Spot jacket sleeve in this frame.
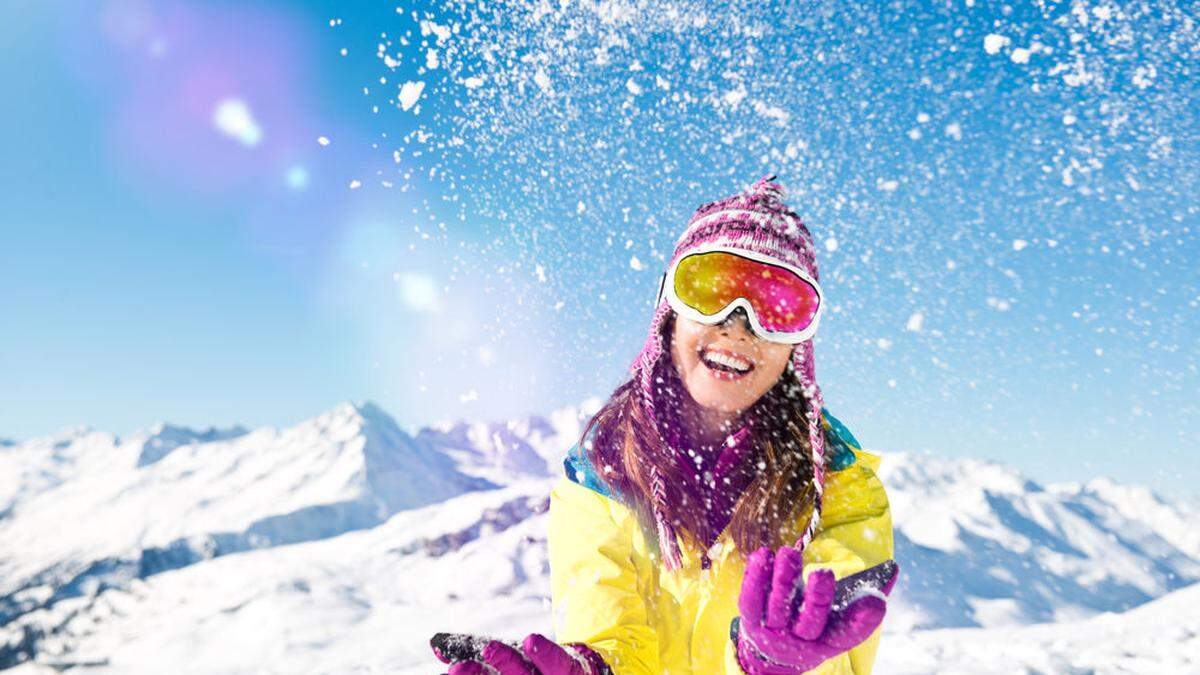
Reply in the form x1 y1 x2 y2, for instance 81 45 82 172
723 456 895 675
548 475 661 674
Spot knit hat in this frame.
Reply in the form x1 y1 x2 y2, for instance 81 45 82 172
629 175 827 571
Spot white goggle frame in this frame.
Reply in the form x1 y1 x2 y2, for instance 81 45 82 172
655 244 824 345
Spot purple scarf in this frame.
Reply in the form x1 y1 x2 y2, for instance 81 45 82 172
659 397 761 554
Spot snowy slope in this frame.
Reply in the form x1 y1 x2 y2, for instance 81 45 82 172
3 483 556 673
2 402 1197 672
1058 476 1200 560
0 428 119 519
879 450 1200 630
879 582 1200 675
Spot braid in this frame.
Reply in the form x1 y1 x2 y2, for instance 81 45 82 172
791 339 826 553
649 465 682 569
634 302 684 570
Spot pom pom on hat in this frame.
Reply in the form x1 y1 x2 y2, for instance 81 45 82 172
749 173 785 201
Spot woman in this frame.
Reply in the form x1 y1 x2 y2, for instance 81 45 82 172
433 176 898 674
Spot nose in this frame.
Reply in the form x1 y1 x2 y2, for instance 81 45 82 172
718 307 755 339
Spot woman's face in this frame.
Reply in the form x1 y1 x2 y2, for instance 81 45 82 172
669 310 795 417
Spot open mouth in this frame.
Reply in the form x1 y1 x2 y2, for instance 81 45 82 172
700 346 755 380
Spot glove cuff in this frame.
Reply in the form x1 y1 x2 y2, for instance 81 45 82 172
730 618 803 675
564 642 613 675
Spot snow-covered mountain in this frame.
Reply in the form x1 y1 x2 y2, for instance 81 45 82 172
414 398 603 485
1 402 1197 672
0 403 494 583
880 452 1200 630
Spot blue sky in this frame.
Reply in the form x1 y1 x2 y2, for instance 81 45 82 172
2 0 1197 495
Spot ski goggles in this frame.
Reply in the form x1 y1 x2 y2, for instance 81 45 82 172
655 246 824 344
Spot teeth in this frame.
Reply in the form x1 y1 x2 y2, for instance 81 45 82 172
703 349 752 372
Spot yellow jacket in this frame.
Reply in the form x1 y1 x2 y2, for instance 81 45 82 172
548 409 894 674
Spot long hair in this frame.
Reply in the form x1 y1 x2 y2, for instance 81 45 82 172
578 311 819 557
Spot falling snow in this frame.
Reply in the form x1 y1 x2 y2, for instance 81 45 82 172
10 1 1200 672
324 4 1199 664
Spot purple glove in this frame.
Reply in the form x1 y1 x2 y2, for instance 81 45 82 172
733 546 899 674
430 632 611 675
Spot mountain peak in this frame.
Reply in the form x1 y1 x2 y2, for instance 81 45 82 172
130 422 249 467
305 401 405 443
351 400 396 424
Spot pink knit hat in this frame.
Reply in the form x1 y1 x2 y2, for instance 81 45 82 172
630 175 827 571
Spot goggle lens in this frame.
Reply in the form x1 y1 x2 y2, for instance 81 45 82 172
673 251 820 335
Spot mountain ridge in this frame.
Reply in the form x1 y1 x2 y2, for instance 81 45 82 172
1 400 1196 671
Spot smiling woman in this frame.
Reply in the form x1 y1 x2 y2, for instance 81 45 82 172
432 176 897 674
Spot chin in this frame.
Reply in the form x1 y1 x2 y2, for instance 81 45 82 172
688 382 755 413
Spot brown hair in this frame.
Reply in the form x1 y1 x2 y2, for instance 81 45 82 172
579 311 818 556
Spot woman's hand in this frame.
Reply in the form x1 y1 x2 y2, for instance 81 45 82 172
431 632 610 675
733 546 899 674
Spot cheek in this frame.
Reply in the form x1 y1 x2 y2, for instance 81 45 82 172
670 323 705 373
674 347 698 379
754 350 792 392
